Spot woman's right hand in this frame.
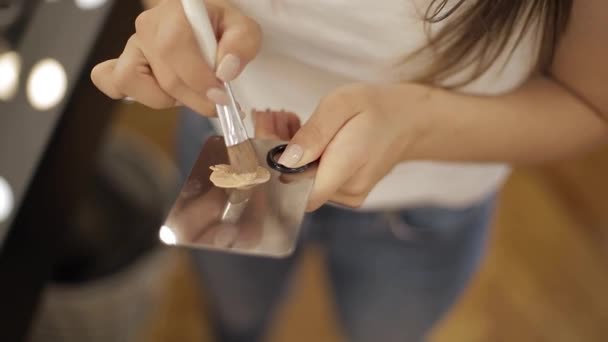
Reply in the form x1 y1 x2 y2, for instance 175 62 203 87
91 0 261 116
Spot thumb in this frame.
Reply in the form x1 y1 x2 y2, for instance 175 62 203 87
215 9 262 82
277 94 358 168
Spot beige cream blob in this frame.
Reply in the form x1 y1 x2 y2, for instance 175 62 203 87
209 164 271 189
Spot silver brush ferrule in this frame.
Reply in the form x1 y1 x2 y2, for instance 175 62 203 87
216 82 248 146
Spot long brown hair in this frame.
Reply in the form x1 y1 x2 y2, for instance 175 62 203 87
412 0 573 86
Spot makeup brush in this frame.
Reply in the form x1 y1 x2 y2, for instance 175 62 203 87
181 0 258 175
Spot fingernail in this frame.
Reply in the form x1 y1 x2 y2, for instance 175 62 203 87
213 224 238 247
206 88 229 105
277 144 303 168
216 54 240 82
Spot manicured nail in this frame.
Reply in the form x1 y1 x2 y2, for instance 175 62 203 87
277 144 303 168
213 224 238 247
216 54 240 82
206 88 229 105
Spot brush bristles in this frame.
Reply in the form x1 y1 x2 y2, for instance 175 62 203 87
227 140 259 174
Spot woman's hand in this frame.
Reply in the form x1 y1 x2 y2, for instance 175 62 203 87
268 84 429 211
276 78 608 212
91 0 261 115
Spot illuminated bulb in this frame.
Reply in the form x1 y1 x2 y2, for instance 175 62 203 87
159 225 177 245
0 177 14 223
27 58 68 111
74 0 107 10
0 51 21 101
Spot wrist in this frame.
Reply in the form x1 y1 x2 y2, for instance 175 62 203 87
393 83 438 162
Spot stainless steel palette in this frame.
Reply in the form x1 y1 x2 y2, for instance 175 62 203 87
160 136 315 258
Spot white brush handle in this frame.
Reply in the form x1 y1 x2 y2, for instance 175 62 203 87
181 0 218 69
181 0 249 146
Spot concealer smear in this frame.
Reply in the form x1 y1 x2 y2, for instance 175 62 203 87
209 164 271 189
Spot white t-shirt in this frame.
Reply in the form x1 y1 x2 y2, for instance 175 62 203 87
215 0 540 210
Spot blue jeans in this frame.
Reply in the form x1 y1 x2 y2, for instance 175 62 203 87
177 110 493 342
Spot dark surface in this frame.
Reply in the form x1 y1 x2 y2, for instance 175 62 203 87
52 131 169 284
0 1 142 340
0 0 40 43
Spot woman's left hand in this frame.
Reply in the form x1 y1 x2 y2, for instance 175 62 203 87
274 83 429 211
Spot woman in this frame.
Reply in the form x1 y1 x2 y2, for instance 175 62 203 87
91 1 607 341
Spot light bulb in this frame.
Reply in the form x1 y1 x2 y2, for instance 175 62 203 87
0 177 14 223
0 51 21 101
26 58 68 111
159 225 177 245
74 0 107 10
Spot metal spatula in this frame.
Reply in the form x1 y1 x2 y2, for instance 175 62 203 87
158 0 316 257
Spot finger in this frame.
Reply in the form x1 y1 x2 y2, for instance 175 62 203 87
278 164 317 185
327 191 367 209
109 35 177 108
215 9 262 82
306 149 361 212
254 110 280 140
271 111 292 141
253 110 299 141
143 47 217 115
306 117 370 211
135 6 217 115
153 5 225 103
306 150 365 212
278 87 361 168
91 59 124 99
325 166 375 209
287 113 301 138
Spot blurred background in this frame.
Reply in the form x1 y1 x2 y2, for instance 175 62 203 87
118 103 608 342
1 1 607 341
